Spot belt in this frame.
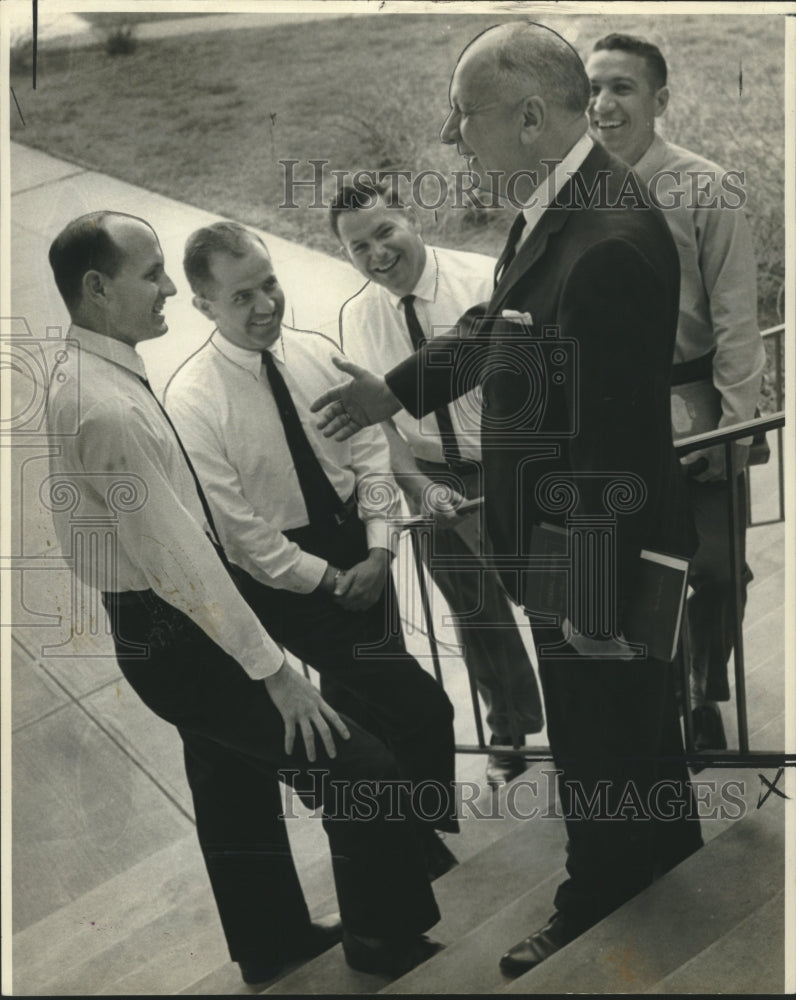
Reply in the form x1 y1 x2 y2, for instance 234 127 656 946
415 456 478 477
283 492 358 541
671 349 716 387
101 588 154 608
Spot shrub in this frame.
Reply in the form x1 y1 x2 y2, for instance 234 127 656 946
103 24 137 56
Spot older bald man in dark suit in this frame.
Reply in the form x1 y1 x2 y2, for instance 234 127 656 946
312 20 704 976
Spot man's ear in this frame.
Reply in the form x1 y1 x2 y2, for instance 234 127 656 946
192 294 216 320
82 269 107 306
519 95 545 144
653 85 670 118
403 204 423 235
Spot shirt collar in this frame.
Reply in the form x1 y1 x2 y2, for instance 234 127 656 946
67 324 148 380
629 133 667 186
521 132 594 236
386 247 438 311
211 328 287 377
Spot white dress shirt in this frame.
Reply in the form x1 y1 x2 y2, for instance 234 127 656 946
340 246 496 463
517 132 594 246
164 327 396 593
46 325 283 681
632 134 765 429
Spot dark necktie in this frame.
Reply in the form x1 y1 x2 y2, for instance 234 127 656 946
261 349 348 528
493 211 528 285
400 294 462 464
138 375 226 556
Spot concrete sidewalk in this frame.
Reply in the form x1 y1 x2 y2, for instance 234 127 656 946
9 141 365 396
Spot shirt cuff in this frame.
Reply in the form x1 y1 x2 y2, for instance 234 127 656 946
364 517 396 554
237 625 285 680
291 551 328 593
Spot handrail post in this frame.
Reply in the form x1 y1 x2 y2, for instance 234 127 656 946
407 519 488 751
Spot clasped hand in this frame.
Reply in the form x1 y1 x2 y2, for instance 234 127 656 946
333 548 391 612
681 441 749 482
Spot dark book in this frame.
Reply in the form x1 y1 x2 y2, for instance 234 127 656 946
623 549 690 661
522 522 689 662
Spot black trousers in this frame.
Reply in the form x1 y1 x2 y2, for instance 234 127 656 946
410 459 544 738
532 624 704 937
102 588 440 965
685 475 751 702
237 513 458 835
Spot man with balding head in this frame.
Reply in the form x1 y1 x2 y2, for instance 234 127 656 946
313 21 703 974
45 211 445 985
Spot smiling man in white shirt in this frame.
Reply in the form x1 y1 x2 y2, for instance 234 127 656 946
586 33 766 751
165 221 459 905
46 211 444 984
332 180 544 788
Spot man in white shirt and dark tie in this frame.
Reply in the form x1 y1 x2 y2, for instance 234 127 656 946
332 180 544 787
46 211 444 984
164 220 459 890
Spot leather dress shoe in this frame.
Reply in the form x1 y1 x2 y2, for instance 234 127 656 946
486 734 528 787
689 704 727 773
342 929 443 976
692 704 727 752
420 828 459 881
238 912 342 985
499 913 569 977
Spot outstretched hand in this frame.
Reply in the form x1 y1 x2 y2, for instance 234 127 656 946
264 660 351 761
311 356 402 441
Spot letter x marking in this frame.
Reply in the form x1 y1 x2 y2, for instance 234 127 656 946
756 767 788 809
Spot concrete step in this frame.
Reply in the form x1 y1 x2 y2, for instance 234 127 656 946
722 647 785 753
644 889 785 994
382 768 785 995
179 890 340 997
501 792 784 994
267 770 567 995
12 835 220 995
13 819 336 996
381 870 564 995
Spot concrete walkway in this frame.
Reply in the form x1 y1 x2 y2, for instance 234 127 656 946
9 141 365 396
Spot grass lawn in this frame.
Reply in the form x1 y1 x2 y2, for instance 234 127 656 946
9 9 785 400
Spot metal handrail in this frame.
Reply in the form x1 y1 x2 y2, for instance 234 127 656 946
407 408 786 766
749 323 785 525
674 411 785 758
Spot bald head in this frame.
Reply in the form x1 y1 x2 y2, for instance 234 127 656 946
458 22 591 115
441 21 590 201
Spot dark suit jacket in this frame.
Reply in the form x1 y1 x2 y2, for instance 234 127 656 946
386 142 696 621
